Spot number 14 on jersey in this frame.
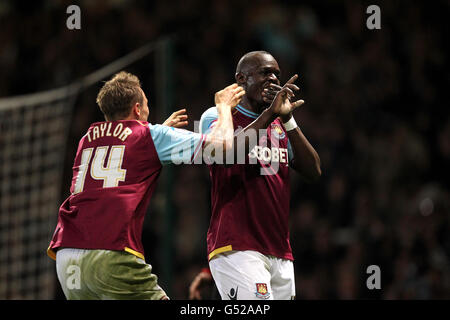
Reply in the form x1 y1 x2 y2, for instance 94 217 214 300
73 145 127 194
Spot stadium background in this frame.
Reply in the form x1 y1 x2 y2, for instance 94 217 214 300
0 0 448 299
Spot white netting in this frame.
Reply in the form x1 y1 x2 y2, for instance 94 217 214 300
0 39 165 299
0 95 73 299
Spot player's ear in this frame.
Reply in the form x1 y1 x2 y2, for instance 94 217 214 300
235 72 246 86
132 102 141 118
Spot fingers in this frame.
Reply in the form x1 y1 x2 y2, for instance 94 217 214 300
166 110 189 128
278 78 300 101
262 83 281 102
232 85 245 94
172 108 187 116
217 83 244 98
285 74 298 85
285 83 300 92
173 121 188 128
173 115 188 126
291 99 305 110
235 88 245 98
263 81 299 104
276 74 299 99
232 89 245 107
262 91 277 103
215 83 245 108
263 84 282 96
170 114 188 121
283 75 300 94
268 83 283 91
216 83 237 97
222 83 239 93
280 86 295 99
173 112 188 122
232 85 245 100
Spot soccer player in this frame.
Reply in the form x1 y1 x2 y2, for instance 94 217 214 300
193 51 321 300
47 71 245 300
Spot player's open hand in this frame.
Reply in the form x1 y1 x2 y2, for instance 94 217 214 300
269 74 304 117
162 108 189 128
215 83 245 109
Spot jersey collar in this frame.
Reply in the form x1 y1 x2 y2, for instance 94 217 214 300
235 104 259 119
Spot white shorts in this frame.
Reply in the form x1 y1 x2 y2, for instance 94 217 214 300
209 250 295 300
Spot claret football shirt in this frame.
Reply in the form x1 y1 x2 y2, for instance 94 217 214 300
48 120 205 261
200 105 294 261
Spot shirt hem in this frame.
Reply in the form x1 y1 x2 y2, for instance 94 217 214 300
208 244 294 261
47 245 145 261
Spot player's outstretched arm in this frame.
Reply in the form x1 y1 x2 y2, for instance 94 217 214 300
162 108 189 128
149 86 242 166
203 84 245 151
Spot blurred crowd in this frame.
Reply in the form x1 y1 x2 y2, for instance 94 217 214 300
1 0 448 299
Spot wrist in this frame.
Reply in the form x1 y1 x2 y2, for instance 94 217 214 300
280 113 292 123
216 103 231 111
282 116 298 131
264 106 278 122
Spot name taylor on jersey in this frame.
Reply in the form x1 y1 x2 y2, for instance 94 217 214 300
86 122 133 143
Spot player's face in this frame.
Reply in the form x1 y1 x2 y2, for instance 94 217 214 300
244 55 281 109
138 89 149 121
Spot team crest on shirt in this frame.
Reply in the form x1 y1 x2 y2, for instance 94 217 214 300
271 123 285 139
255 283 270 299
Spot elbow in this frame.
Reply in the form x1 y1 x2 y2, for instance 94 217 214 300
310 154 322 181
311 164 322 181
297 162 322 183
304 166 321 183
310 158 322 181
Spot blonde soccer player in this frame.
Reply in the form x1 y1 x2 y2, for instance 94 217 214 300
47 71 244 300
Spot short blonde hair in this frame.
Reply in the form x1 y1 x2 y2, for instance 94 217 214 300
96 71 144 121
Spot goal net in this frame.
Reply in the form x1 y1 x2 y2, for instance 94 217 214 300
0 39 168 299
0 91 74 299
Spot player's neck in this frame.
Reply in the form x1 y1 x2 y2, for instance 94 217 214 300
123 113 141 121
240 96 264 115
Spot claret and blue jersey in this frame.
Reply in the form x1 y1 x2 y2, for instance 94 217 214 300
199 104 295 261
48 120 205 261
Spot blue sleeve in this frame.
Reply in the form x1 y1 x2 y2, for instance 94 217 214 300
199 107 218 135
149 124 205 165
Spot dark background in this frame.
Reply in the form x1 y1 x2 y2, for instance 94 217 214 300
0 0 448 299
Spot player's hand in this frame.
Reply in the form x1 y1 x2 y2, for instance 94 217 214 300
262 83 282 104
269 74 304 118
215 83 245 109
162 108 189 128
189 270 213 300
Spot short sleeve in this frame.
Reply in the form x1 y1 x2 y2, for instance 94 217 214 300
148 124 206 165
199 107 218 135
